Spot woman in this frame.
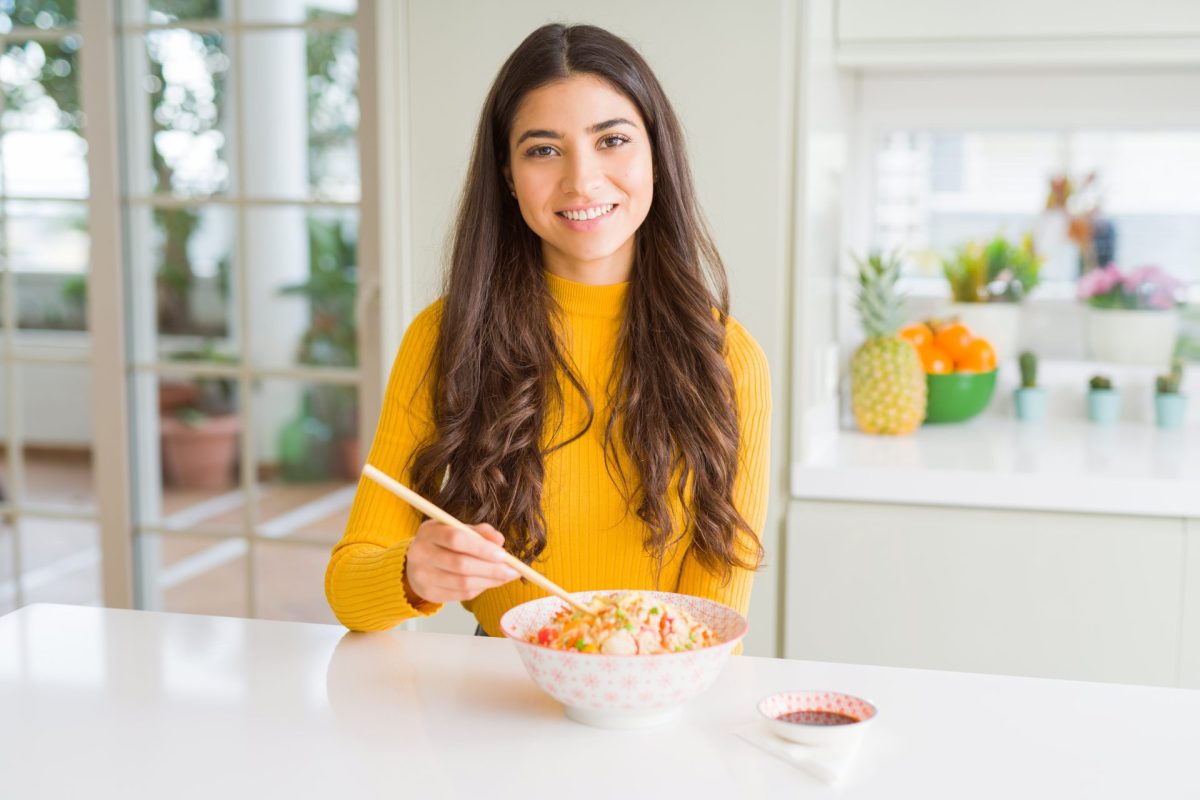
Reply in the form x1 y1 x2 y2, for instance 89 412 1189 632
325 23 770 638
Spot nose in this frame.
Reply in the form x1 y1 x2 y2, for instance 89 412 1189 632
560 149 604 197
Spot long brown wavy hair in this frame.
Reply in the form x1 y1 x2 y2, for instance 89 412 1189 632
409 23 762 582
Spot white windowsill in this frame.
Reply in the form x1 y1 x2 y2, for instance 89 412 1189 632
792 415 1196 518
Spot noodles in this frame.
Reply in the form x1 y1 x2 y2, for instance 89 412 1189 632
529 592 719 654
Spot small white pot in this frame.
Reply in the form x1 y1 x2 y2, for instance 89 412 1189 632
1086 308 1179 366
947 302 1021 362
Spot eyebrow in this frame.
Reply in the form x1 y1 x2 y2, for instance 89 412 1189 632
515 118 638 145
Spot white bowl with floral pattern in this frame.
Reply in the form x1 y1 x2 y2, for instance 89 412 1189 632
758 690 878 747
500 590 748 729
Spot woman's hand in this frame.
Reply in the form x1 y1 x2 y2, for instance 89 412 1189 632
402 519 520 604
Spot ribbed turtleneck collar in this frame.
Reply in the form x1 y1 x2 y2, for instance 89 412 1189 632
544 270 629 321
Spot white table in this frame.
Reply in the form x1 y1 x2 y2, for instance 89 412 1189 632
2 604 1198 799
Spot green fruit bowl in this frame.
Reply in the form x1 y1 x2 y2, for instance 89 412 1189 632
924 369 998 424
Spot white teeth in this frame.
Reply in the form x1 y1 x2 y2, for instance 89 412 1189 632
561 204 614 222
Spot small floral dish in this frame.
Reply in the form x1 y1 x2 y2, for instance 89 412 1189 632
501 590 747 729
758 690 878 747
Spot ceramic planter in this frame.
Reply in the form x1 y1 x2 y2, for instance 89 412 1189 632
160 414 240 489
1086 308 1179 366
1086 389 1122 425
1013 387 1047 421
1155 393 1188 429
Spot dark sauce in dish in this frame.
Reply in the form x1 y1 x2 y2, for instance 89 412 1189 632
777 710 859 726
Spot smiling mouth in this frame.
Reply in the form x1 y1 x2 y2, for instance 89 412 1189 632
556 204 617 222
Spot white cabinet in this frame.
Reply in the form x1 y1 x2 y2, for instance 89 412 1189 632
784 500 1187 687
838 0 1200 42
836 0 1200 67
1183 518 1200 689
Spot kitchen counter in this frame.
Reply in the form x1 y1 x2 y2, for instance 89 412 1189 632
792 416 1197 517
2 603 1198 798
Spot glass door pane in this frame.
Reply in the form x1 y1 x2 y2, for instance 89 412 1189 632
0 21 101 613
121 0 371 622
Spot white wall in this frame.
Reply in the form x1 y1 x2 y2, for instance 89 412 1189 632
390 0 813 655
791 0 854 463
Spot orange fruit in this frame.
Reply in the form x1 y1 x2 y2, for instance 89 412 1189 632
956 338 997 373
919 344 954 374
933 322 975 361
899 323 933 350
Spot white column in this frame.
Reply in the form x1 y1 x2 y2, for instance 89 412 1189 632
239 0 310 469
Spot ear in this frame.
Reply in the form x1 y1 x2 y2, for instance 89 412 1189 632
502 164 513 192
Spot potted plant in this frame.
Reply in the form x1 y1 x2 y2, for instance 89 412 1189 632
160 344 240 490
942 233 1041 361
1078 264 1182 366
277 391 335 482
1086 375 1121 425
1014 351 1047 422
278 217 359 480
1155 358 1187 429
59 274 88 331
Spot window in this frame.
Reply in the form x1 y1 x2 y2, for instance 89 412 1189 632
874 130 1200 288
849 71 1200 361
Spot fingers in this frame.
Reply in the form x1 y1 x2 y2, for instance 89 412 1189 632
406 556 518 604
406 520 518 604
420 567 518 601
435 525 509 564
429 549 519 583
473 523 506 548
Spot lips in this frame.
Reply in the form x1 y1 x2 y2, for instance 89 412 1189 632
555 203 619 231
557 203 617 222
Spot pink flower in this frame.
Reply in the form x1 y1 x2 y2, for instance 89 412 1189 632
1077 263 1122 299
1146 291 1175 310
1122 264 1182 291
1078 263 1182 310
1123 265 1182 309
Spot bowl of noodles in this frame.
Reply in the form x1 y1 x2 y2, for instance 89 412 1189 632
499 590 748 729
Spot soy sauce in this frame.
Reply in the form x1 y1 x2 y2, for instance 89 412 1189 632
777 710 859 726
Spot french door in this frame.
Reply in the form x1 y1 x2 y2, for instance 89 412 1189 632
0 0 384 623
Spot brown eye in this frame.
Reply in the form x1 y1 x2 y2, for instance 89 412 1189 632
599 134 630 149
526 145 556 158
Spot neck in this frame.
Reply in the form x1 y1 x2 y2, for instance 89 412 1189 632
540 238 635 286
543 270 628 321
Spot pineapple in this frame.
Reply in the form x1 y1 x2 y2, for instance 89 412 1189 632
850 253 927 435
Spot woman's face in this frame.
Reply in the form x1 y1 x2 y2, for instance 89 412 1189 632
505 74 653 285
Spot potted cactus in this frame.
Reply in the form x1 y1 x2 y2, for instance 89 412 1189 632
1087 374 1121 425
1154 358 1187 429
1013 351 1047 422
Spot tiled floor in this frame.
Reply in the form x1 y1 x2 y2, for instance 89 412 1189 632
0 450 350 624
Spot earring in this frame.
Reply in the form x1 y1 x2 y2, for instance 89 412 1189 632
510 190 516 197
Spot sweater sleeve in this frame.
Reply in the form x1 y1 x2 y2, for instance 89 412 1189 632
674 317 771 644
324 301 446 631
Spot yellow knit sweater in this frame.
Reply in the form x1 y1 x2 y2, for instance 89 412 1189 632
325 271 771 636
